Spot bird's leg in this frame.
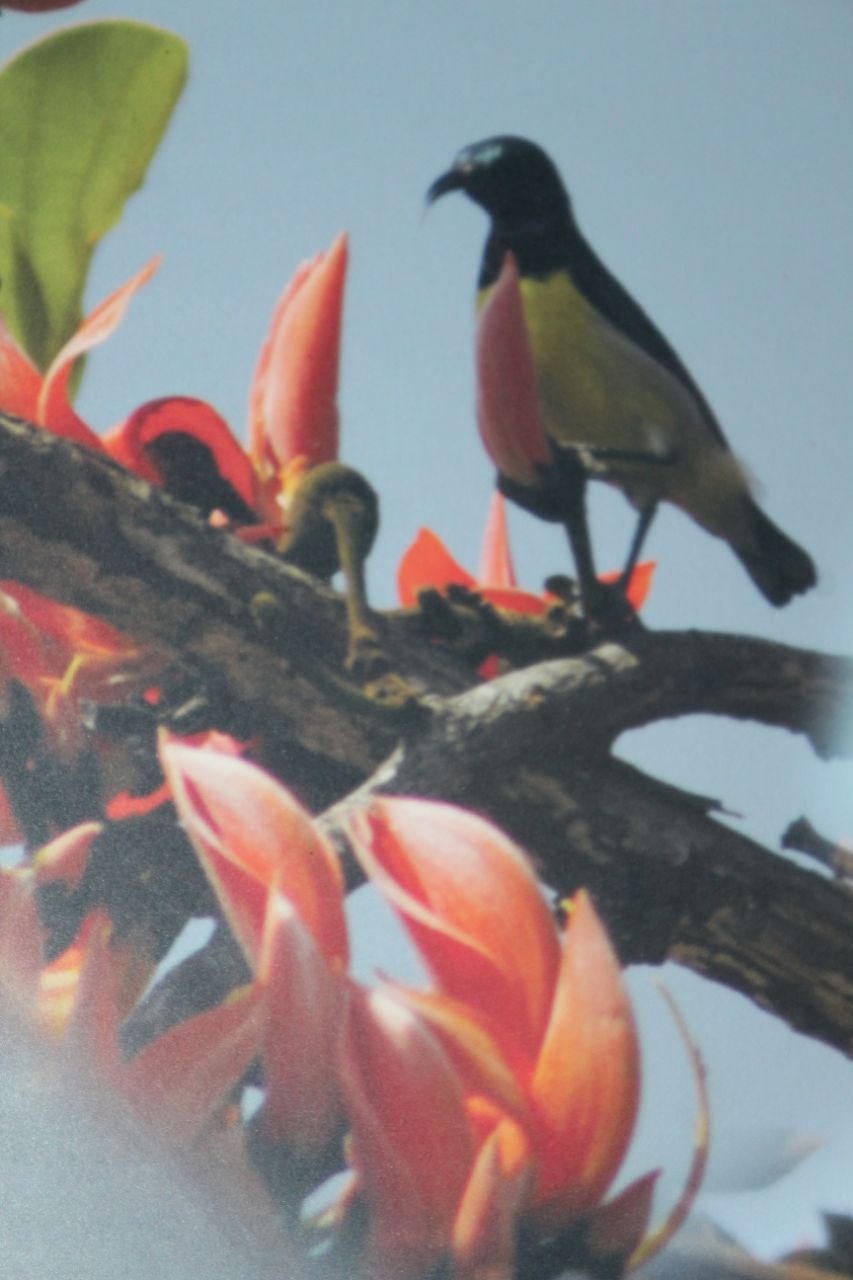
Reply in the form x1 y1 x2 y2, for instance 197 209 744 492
556 453 605 618
619 500 657 593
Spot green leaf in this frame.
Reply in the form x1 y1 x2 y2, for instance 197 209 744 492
0 21 187 369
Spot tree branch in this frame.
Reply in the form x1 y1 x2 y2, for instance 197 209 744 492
2 413 852 1051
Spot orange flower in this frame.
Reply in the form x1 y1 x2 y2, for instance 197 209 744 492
0 256 160 449
349 797 646 1244
160 738 347 971
160 737 348 1153
340 983 479 1280
249 232 347 480
398 492 654 630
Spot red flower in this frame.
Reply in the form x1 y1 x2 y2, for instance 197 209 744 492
348 797 648 1252
0 256 160 449
398 492 655 671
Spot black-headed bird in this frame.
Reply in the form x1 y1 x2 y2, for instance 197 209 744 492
427 135 816 609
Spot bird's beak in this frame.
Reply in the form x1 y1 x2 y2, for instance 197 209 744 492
426 167 464 205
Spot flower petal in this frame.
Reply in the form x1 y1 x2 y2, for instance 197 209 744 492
122 983 263 1145
339 983 476 1278
453 1113 533 1280
530 891 640 1227
477 493 516 589
104 396 257 514
38 255 161 446
0 318 42 419
349 797 560 1052
161 739 347 970
397 527 477 607
249 232 347 475
257 894 343 1154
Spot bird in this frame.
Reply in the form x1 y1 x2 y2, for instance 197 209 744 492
427 135 816 609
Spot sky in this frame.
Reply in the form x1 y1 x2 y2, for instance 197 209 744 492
2 0 852 1268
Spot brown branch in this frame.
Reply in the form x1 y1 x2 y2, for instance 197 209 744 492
2 413 852 1051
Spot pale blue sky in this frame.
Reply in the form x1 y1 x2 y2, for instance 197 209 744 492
3 0 852 1264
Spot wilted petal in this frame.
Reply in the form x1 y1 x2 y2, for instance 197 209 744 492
476 253 550 487
249 232 347 475
340 984 476 1279
530 891 640 1227
349 797 560 1053
161 740 347 970
257 893 343 1154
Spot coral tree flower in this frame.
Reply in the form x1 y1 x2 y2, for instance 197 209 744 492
160 737 348 1156
249 231 347 482
348 797 646 1258
398 491 654 672
0 256 160 449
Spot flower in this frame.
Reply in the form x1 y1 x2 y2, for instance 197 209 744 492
348 796 649 1262
249 232 347 481
0 256 160 449
398 491 655 673
160 736 348 1155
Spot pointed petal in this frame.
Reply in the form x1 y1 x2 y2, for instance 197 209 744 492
42 910 146 1078
530 891 640 1227
249 232 347 474
349 797 560 1052
161 740 347 970
477 494 517 588
453 1114 533 1280
384 983 529 1118
397 526 477 606
599 560 655 611
476 253 550 486
122 984 263 1145
583 1170 658 1266
257 894 343 1153
33 820 102 890
38 256 161 446
339 983 476 1278
0 318 41 419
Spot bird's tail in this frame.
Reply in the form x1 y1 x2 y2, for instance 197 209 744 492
734 498 816 606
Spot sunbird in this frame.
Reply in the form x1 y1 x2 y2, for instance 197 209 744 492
427 135 816 609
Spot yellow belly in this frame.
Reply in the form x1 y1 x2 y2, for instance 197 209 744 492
477 271 751 534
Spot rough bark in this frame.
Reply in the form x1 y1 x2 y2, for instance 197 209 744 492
2 412 851 1052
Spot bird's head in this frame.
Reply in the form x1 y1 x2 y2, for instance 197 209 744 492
427 136 571 232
